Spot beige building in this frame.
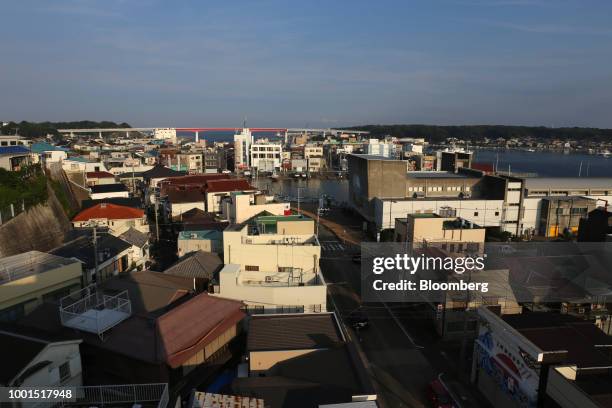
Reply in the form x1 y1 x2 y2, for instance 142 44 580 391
0 251 82 322
394 213 485 252
214 263 327 314
223 213 320 274
220 192 290 224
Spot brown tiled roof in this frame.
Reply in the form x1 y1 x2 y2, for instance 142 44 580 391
206 179 254 193
247 314 344 352
158 294 245 368
86 171 116 179
167 189 205 204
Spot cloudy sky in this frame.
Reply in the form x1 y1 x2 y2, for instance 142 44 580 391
1 0 612 128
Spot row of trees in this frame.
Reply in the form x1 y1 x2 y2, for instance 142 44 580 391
346 124 612 143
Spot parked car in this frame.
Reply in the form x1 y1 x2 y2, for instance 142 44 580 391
346 308 369 330
427 376 454 408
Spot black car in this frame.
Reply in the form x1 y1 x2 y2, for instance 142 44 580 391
347 308 369 330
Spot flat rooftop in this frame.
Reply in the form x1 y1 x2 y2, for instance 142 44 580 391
0 251 79 284
407 171 475 179
524 177 612 191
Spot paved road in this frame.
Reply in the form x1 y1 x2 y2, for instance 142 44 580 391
317 214 490 408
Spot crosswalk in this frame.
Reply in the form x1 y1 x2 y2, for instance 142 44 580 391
320 241 346 252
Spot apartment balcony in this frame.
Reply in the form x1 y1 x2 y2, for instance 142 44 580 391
59 285 131 336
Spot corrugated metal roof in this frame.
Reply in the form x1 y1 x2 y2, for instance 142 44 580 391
163 251 222 279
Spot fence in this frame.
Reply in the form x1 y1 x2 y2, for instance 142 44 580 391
0 200 29 225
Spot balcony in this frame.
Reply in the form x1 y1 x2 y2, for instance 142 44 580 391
54 383 168 408
59 285 131 336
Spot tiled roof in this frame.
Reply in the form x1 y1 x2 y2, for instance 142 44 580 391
205 179 254 193
163 251 222 279
141 164 185 179
158 293 245 368
86 171 115 179
81 197 142 210
119 227 149 248
90 183 128 193
247 314 344 352
73 203 144 222
0 146 30 156
167 189 205 204
51 234 131 269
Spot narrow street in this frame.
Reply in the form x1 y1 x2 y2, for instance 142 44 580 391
314 206 490 408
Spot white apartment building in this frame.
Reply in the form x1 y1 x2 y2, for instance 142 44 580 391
153 128 177 142
214 263 327 314
220 192 290 224
0 135 30 147
223 213 321 274
234 128 253 170
367 139 394 158
250 143 282 172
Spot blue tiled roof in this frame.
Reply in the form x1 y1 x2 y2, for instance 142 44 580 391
0 146 31 155
31 142 69 153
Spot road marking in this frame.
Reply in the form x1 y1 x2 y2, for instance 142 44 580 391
381 301 424 349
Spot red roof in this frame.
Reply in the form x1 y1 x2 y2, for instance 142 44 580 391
156 293 245 368
206 179 255 193
470 163 494 173
86 171 116 179
73 203 144 222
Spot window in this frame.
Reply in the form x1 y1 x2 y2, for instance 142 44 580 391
245 265 259 271
59 362 71 383
495 211 500 216
474 212 479 216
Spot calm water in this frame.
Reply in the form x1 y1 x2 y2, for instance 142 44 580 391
252 177 350 204
472 149 612 177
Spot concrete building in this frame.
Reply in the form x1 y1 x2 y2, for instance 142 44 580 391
234 128 253 170
165 189 206 221
62 157 108 173
0 135 30 147
0 251 82 322
251 143 282 172
178 230 222 256
538 196 597 237
472 308 612 408
205 179 257 213
305 144 325 173
85 171 116 186
153 128 177 142
0 146 32 171
0 328 82 388
394 213 485 252
72 203 148 236
436 150 473 172
366 139 394 158
214 263 327 314
223 213 320 274
220 192 290 224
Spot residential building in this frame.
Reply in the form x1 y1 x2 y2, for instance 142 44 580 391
165 189 206 220
366 139 393 158
223 212 320 274
0 135 30 147
214 263 327 314
251 142 282 171
154 127 177 142
221 191 290 224
72 203 147 235
141 164 185 189
51 234 132 284
62 157 108 173
0 327 82 388
22 272 244 385
436 149 473 172
85 171 116 186
0 146 32 171
394 214 485 252
472 307 612 408
163 251 223 292
90 183 130 200
0 251 82 322
234 128 253 170
118 227 150 270
205 179 256 213
80 197 142 210
232 313 376 408
305 144 325 172
178 230 223 256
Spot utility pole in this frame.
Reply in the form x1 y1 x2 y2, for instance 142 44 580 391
154 200 160 242
92 226 98 283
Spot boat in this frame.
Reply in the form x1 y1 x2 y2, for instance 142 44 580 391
526 148 535 152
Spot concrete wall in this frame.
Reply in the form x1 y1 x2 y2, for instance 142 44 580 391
17 342 83 388
0 187 72 257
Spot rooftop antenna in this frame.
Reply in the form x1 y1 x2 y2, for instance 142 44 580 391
243 116 247 129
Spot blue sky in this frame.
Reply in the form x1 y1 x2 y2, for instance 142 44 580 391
1 0 612 128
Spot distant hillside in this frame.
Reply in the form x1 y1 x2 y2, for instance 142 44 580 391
346 124 612 143
0 120 131 139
